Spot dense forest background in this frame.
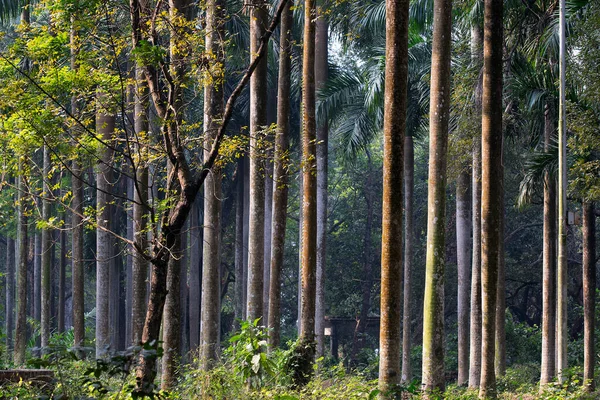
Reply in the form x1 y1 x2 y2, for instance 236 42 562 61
0 0 598 398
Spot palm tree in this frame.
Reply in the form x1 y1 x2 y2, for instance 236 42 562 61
421 0 452 391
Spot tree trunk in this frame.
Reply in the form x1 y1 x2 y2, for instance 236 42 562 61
14 173 28 365
263 164 273 325
540 103 557 385
189 197 201 348
132 66 149 346
267 0 292 349
58 211 67 333
478 0 503 395
422 0 452 391
582 202 595 391
5 235 15 355
234 159 245 327
179 224 189 359
246 0 268 322
161 231 181 390
401 135 414 384
456 169 471 386
96 96 115 358
315 15 329 359
495 181 506 377
41 145 52 353
469 24 483 389
243 155 250 320
200 0 224 368
378 0 408 394
556 0 568 382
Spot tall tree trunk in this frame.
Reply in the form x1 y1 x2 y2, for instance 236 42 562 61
315 15 329 359
132 66 149 346
243 155 250 320
582 202 595 391
267 0 292 349
126 171 134 347
41 145 52 353
189 197 201 348
14 173 29 365
234 159 245 327
421 0 452 391
200 0 224 368
401 135 414 384
247 0 268 322
469 24 483 389
162 231 181 390
378 0 408 394
96 96 115 358
495 179 506 377
58 211 67 333
556 0 568 382
179 224 189 359
478 0 503 395
540 103 556 385
456 169 471 386
5 234 15 355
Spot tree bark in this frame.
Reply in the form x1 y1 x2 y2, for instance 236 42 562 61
469 24 483 389
246 0 269 322
556 0 568 382
457 169 471 386
234 159 245 327
267 0 292 349
401 134 414 384
582 202 595 392
478 0 503 395
161 230 181 390
200 0 224 368
189 197 201 348
378 0 408 394
540 103 556 386
422 0 452 391
495 179 506 377
41 145 52 353
14 173 29 365
95 96 115 358
315 15 329 359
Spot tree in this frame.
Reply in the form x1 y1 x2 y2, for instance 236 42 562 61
456 168 471 386
246 0 269 322
201 0 225 369
556 0 568 381
13 171 28 365
478 0 504 396
5 235 15 355
378 0 409 394
422 0 452 391
41 144 52 353
267 0 292 349
95 96 115 358
582 201 595 391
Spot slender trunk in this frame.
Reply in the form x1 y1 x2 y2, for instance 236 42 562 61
96 96 115 358
268 0 292 349
378 0 408 394
41 145 52 353
540 103 557 385
300 0 317 347
200 0 224 368
14 173 29 365
315 16 329 359
162 229 181 390
582 202 595 391
469 24 483 389
556 0 568 382
457 169 471 386
5 235 15 355
234 160 245 327
58 214 66 333
132 66 149 345
478 0 503 395
401 135 414 384
243 155 250 320
421 0 452 391
246 0 268 322
179 224 189 359
263 165 273 324
189 197 201 348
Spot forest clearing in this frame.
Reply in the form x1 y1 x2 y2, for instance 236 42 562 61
0 0 598 398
